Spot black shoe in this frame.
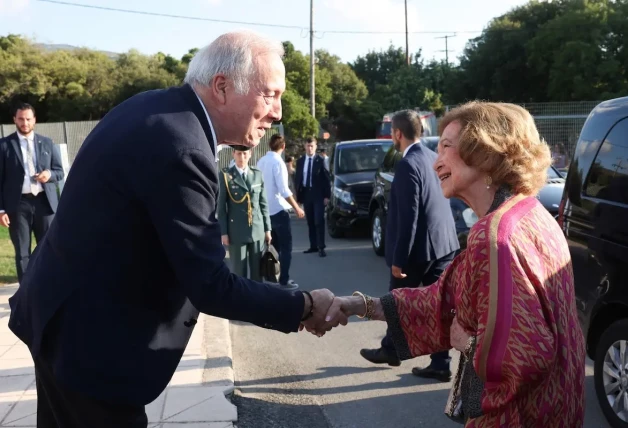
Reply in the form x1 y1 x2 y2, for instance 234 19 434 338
360 348 401 367
411 365 452 382
303 248 318 254
319 249 327 257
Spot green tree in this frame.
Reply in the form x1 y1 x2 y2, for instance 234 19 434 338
280 89 319 139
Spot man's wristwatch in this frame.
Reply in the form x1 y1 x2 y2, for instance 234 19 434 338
301 290 314 321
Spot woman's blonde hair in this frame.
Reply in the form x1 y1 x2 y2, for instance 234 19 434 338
438 101 552 195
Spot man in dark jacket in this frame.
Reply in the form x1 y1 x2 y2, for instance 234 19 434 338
360 110 460 382
0 103 64 283
294 137 331 257
8 30 339 427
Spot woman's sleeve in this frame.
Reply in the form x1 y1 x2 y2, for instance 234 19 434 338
380 255 463 360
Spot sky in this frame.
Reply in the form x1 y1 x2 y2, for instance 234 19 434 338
0 0 530 65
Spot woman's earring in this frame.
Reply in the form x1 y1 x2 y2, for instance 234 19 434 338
485 176 493 189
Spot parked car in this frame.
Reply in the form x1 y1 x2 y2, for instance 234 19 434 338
370 137 566 256
558 96 628 428
326 139 393 237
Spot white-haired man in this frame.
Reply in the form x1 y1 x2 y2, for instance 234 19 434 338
8 30 342 427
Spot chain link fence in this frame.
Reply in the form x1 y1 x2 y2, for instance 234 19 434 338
444 101 602 162
1 121 283 168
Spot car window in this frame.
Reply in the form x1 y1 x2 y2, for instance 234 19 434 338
336 142 392 174
584 117 628 205
381 144 398 173
547 166 562 179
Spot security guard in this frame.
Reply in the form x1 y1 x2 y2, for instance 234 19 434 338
218 145 272 281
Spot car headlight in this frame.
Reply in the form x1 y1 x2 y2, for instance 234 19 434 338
333 187 355 205
462 208 478 228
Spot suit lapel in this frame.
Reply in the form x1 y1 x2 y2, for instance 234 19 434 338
34 134 43 172
8 133 25 172
245 169 254 189
180 84 216 159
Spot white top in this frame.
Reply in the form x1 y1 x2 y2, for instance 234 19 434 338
403 141 421 158
191 88 218 162
302 154 316 186
256 151 292 216
18 132 43 195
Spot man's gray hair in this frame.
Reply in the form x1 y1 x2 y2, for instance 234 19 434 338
184 30 284 95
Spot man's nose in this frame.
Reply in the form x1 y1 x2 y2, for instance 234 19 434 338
269 99 282 122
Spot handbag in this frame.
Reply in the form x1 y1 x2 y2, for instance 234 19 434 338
444 338 484 424
259 243 280 283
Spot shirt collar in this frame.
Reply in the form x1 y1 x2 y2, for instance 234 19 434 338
17 131 34 141
403 141 421 157
235 165 248 176
191 88 218 160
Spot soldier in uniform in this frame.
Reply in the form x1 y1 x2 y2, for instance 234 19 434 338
218 145 272 281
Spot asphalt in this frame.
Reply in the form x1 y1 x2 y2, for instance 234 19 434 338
231 217 610 428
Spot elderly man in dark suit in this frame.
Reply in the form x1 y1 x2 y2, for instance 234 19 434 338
295 137 331 257
359 110 460 382
8 30 344 428
0 103 64 283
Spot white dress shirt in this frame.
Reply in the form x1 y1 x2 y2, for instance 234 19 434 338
234 165 249 179
403 141 421 158
18 132 43 195
302 155 316 186
192 89 218 162
256 151 292 216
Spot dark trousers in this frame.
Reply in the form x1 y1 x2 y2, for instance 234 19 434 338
270 210 293 285
381 251 457 371
8 193 54 283
302 189 325 250
33 340 148 427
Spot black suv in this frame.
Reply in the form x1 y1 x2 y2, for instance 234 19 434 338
370 138 566 256
326 139 393 237
558 96 628 428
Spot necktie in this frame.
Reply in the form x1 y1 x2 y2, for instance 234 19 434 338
242 171 246 181
307 158 313 187
25 139 39 196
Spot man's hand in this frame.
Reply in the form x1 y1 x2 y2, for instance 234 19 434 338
265 231 272 244
34 170 51 183
391 265 406 279
295 207 305 218
221 235 230 246
0 214 9 228
323 198 329 206
300 289 345 336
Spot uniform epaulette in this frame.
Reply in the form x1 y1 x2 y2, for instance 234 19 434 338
221 167 230 173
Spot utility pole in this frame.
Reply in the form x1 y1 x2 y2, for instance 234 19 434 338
310 0 316 118
405 0 410 65
436 34 456 66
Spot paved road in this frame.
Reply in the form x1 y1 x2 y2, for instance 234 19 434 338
231 217 610 428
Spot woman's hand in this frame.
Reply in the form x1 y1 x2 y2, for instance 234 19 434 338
450 317 471 352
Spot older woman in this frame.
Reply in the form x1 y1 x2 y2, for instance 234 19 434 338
322 102 585 427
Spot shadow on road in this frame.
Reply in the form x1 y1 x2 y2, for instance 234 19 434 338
233 388 452 428
236 366 389 387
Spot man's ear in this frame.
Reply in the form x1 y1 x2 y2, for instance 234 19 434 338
211 74 228 105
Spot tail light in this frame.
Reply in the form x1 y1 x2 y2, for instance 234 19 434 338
557 198 566 229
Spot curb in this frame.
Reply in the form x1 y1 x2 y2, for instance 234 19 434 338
202 315 236 394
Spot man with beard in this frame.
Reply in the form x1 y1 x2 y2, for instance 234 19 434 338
0 103 64 283
359 110 459 382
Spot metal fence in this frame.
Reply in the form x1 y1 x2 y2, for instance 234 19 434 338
1 121 283 168
444 101 602 159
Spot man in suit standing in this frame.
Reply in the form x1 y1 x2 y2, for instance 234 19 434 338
295 137 331 257
8 31 343 427
0 103 64 283
218 146 271 281
360 110 459 382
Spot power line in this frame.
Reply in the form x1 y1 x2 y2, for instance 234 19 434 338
36 0 606 37
36 0 484 34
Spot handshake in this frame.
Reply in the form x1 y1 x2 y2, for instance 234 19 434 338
298 289 384 336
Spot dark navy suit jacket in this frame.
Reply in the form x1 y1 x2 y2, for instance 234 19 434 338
8 84 305 406
0 133 64 215
294 154 331 204
384 143 459 269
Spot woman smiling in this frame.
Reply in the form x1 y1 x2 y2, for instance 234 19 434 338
324 102 586 427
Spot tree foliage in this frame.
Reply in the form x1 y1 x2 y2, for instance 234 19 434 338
2 0 627 142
